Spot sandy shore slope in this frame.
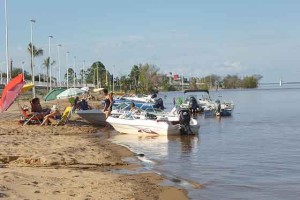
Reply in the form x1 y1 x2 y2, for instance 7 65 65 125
0 101 188 200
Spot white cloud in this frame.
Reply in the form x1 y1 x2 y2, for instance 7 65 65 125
211 61 247 75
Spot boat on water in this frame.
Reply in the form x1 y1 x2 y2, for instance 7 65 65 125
203 101 234 117
76 109 106 126
120 94 155 103
107 108 200 136
113 95 165 110
114 93 158 103
181 89 212 112
181 89 234 117
111 102 167 117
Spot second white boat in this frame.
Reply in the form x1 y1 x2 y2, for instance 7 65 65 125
107 109 200 136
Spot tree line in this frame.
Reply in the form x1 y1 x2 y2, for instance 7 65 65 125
5 44 262 94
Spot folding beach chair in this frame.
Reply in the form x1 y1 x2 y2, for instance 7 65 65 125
56 106 72 126
19 105 44 125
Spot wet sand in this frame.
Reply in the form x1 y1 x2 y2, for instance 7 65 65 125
0 100 188 200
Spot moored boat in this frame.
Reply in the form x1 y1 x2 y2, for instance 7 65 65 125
107 115 179 135
76 109 106 126
107 108 200 136
181 89 234 117
203 99 234 117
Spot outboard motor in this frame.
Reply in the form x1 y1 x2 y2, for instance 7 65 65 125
151 93 157 99
215 99 221 117
189 96 199 114
153 98 165 110
179 108 193 135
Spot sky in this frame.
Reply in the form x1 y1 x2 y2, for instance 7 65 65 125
1 0 300 83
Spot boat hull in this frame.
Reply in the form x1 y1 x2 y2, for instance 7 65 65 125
76 109 106 126
167 116 200 134
107 117 183 136
204 108 233 117
107 116 200 136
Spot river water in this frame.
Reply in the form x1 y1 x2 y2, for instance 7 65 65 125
111 88 300 200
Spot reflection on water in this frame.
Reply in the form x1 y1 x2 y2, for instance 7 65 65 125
167 135 200 154
111 89 300 200
112 134 201 159
110 133 203 191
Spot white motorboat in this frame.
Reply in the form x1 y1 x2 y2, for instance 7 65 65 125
181 89 234 117
180 89 212 112
111 102 167 118
76 109 106 126
204 100 234 117
107 110 200 136
120 94 155 103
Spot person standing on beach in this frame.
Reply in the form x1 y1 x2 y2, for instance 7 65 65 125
103 89 113 118
109 91 114 108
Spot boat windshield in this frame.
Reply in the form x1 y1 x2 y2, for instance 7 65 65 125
113 102 131 110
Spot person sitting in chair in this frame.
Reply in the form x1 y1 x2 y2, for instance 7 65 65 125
31 98 43 113
130 102 140 114
40 105 61 126
79 98 90 110
30 98 50 117
130 102 137 111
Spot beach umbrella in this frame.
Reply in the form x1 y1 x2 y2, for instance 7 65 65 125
0 73 25 113
43 88 66 102
56 88 84 99
21 83 34 93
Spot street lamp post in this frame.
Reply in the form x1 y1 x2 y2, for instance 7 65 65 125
82 60 85 86
181 72 184 91
66 51 69 88
113 65 115 93
30 19 36 97
93 67 96 87
21 62 25 80
4 0 9 84
48 35 53 90
57 44 62 87
39 64 41 83
73 56 76 88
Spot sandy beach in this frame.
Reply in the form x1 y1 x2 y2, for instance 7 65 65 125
0 100 188 200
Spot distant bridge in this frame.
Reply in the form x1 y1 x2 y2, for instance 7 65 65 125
259 81 300 85
259 79 300 89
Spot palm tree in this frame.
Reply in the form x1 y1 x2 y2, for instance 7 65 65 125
43 57 56 92
130 65 140 94
64 68 75 85
28 43 43 97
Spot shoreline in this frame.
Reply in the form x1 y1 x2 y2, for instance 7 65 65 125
0 100 189 200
